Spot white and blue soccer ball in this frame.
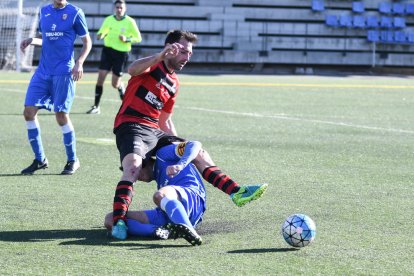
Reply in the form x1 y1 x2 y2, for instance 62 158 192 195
281 213 316 248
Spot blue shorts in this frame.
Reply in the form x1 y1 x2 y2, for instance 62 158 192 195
144 185 206 227
24 71 75 113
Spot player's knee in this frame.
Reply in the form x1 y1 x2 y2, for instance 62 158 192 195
153 191 164 207
23 108 36 121
193 148 215 170
55 112 69 125
121 155 142 182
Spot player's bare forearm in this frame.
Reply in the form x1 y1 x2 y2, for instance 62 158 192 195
159 120 177 136
127 43 180 76
77 35 92 64
72 35 92 81
20 36 42 52
127 54 162 76
159 111 177 135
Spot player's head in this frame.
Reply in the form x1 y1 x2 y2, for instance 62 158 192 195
53 0 67 8
137 158 155 182
113 0 126 17
164 30 198 45
164 30 198 71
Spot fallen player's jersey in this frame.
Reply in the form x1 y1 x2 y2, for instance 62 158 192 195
153 143 206 203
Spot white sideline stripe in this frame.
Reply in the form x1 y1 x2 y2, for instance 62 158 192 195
180 106 414 135
6 89 414 135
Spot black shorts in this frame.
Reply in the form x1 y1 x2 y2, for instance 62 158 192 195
99 46 129 77
114 122 185 164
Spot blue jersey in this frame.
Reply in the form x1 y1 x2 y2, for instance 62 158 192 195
37 3 89 75
154 144 207 203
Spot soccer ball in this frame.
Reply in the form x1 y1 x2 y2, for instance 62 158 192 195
281 213 316 247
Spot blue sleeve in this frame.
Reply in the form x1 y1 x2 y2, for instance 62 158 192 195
156 144 179 161
73 9 89 37
177 141 202 168
156 141 201 168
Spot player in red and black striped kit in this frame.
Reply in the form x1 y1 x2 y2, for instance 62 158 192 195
111 30 268 240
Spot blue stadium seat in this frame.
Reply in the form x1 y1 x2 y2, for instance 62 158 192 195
393 17 406 28
312 0 325 12
367 30 379 42
380 30 393 43
394 31 407 43
406 4 414 15
392 3 405 15
353 15 365 28
339 14 352 27
325 14 339 27
352 2 365 13
379 2 392 14
407 33 414 43
380 16 393 28
366 16 379 28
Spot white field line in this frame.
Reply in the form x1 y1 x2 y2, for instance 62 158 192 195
178 106 414 135
5 88 414 135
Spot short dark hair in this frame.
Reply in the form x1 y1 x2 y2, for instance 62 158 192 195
164 30 198 45
114 0 125 5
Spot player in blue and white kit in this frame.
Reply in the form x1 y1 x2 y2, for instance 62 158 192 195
105 140 206 245
20 0 92 175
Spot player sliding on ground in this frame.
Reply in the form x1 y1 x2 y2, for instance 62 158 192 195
106 140 206 245
111 30 267 240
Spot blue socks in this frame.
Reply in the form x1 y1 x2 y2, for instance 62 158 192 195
126 198 193 238
61 123 76 161
26 120 76 162
127 219 158 237
161 197 193 229
26 120 45 161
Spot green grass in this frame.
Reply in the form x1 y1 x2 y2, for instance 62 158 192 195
0 72 413 275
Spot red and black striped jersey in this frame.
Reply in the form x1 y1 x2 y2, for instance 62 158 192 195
114 62 179 130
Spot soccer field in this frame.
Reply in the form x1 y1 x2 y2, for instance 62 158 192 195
0 72 413 275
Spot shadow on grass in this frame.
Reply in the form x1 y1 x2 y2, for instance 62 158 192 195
0 228 186 248
227 248 299 254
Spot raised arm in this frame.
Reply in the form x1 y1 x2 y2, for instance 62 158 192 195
127 53 163 76
166 141 202 177
127 42 183 76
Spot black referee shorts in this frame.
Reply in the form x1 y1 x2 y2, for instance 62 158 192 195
99 46 129 77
